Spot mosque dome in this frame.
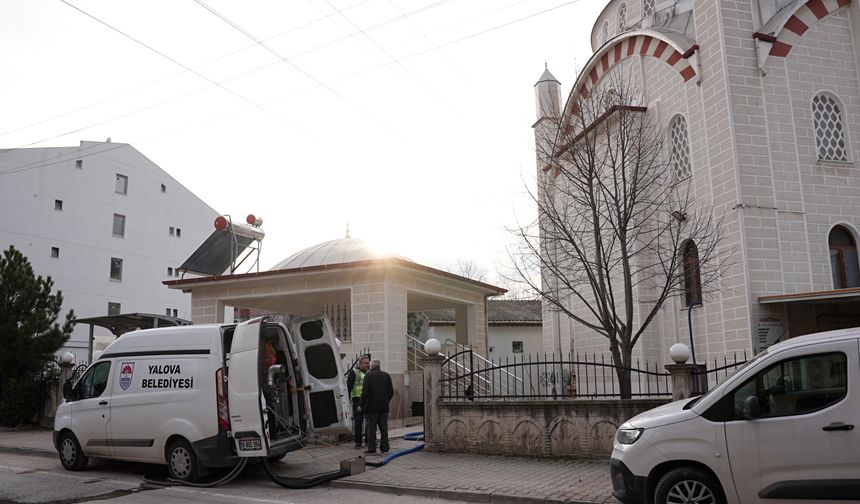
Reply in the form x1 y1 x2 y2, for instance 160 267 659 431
269 236 411 271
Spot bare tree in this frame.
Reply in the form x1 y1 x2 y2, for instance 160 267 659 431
510 74 727 398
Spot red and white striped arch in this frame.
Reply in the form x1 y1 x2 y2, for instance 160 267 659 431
754 0 851 59
564 31 699 120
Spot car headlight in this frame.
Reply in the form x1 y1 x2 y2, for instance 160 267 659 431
616 427 643 445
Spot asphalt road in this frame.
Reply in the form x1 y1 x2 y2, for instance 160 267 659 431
0 452 457 504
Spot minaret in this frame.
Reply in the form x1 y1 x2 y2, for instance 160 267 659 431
532 64 567 357
533 64 561 173
534 63 561 122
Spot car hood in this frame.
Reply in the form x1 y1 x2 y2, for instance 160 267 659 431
622 398 699 429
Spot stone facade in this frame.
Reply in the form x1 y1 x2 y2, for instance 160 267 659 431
535 0 860 368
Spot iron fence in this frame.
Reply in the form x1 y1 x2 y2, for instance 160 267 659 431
694 350 749 390
440 349 672 400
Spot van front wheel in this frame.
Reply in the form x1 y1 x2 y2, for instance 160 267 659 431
167 438 200 482
654 467 725 504
58 431 88 471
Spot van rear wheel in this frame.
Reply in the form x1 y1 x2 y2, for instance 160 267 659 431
167 438 200 482
58 431 88 471
654 467 725 504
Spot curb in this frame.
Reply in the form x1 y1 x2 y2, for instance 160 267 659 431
331 479 605 504
0 445 56 459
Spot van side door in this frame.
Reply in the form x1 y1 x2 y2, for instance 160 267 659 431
723 339 860 503
290 315 351 434
227 317 269 457
70 360 113 456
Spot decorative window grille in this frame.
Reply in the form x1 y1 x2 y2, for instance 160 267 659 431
322 302 351 342
643 0 655 17
618 3 627 32
813 94 847 161
669 115 693 181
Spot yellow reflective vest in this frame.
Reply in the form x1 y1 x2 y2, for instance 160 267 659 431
352 369 366 398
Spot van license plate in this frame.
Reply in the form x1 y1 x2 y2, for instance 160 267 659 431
239 439 262 451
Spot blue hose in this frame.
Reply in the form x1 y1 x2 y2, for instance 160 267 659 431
382 442 424 463
402 431 424 441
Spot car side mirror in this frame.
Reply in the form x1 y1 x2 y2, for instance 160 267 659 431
62 380 77 401
743 395 761 419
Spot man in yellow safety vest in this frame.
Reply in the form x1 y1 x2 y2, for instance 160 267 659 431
347 355 370 448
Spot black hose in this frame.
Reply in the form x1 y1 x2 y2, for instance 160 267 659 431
261 457 347 489
142 458 249 488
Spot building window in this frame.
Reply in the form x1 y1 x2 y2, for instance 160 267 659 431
75 159 83 169
829 226 860 289
682 240 702 306
115 174 128 194
112 213 126 237
176 228 181 237
169 226 175 236
110 257 123 281
669 115 693 181
512 341 524 353
813 93 848 161
160 183 166 193
51 247 60 258
166 308 171 316
175 267 180 277
108 302 121 315
617 3 627 32
54 199 63 211
602 21 610 44
167 267 173 276
173 308 178 318
643 0 655 17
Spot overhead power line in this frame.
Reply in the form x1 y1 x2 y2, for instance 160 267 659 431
57 0 303 132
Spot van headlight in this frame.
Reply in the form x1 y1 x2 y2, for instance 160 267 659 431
616 427 643 444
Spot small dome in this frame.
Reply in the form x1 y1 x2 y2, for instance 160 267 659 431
270 237 410 270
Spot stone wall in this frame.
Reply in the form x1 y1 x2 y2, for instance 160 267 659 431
427 399 666 459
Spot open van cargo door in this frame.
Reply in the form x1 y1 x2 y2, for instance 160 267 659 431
227 317 269 457
291 316 351 434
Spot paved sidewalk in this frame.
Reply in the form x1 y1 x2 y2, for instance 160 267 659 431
0 427 618 504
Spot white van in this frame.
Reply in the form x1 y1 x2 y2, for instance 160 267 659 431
610 328 859 504
54 316 351 481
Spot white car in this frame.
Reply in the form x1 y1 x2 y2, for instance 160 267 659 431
54 316 351 481
611 328 859 504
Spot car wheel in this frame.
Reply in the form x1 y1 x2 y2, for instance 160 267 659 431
58 431 89 471
654 467 725 504
166 438 200 482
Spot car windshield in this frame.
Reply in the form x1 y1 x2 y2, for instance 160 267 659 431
683 350 768 409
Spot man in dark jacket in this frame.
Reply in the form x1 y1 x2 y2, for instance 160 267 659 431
358 359 394 454
346 355 370 448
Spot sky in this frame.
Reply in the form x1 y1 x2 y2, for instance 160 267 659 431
0 0 605 283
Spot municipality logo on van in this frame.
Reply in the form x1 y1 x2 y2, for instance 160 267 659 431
120 362 135 390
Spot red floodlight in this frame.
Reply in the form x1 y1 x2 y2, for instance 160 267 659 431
246 214 263 227
214 215 228 230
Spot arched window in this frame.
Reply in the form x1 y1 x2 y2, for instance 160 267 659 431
643 0 655 17
602 21 610 44
813 93 848 161
618 3 627 32
682 240 702 306
669 115 692 180
829 226 860 289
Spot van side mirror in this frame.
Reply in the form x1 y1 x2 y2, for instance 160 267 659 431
743 395 761 419
62 380 77 401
